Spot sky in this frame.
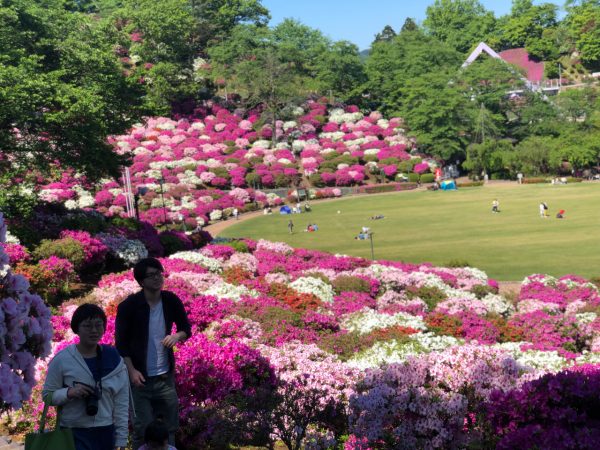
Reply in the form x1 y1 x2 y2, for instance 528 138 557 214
260 0 563 51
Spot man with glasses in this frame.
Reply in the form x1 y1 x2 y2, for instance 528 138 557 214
115 258 191 450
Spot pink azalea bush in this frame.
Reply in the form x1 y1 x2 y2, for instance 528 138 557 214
7 234 600 448
33 101 417 226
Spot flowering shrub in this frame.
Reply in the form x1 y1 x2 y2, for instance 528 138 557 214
0 212 52 411
59 230 108 268
33 102 417 225
482 364 600 449
15 257 78 304
7 233 600 448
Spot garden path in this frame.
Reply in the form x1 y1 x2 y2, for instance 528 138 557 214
0 436 22 449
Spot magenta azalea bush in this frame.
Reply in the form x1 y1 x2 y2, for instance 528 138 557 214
32 101 426 227
5 237 600 448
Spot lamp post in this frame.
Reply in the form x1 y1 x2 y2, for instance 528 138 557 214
158 177 167 227
133 186 148 221
368 232 375 260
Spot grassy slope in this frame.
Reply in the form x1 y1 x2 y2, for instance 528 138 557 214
219 183 600 281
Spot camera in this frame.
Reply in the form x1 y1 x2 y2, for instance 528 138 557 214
73 381 102 416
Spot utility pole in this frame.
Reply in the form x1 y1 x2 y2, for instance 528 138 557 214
558 63 562 90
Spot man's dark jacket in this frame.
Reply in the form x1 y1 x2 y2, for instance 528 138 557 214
115 290 192 378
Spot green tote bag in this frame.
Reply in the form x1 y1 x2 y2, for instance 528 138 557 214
25 403 76 450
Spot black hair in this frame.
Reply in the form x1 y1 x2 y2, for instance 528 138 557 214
133 257 164 286
144 418 169 444
70 303 107 334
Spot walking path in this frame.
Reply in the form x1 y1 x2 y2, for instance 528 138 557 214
0 437 22 449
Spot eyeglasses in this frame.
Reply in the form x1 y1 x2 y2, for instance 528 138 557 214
144 271 164 280
80 321 105 331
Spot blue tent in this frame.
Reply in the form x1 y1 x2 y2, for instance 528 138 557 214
440 180 457 191
279 205 292 214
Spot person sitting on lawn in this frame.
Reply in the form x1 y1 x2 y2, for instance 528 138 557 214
556 209 565 219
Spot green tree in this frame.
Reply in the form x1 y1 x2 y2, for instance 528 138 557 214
564 0 600 67
0 0 142 178
363 28 462 113
399 72 471 160
463 138 514 175
424 0 497 53
401 17 419 33
189 0 270 48
515 135 558 175
373 25 396 43
496 1 558 51
314 40 366 103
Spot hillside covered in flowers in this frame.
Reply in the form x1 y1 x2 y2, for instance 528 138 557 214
7 237 600 449
38 101 430 228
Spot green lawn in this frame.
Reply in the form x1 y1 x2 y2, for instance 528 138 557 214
219 183 600 281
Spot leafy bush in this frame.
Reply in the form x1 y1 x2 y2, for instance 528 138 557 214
471 284 498 298
420 173 435 183
60 211 107 234
407 173 419 182
456 181 484 187
332 276 371 294
304 272 331 285
159 230 194 256
15 257 78 305
226 240 249 253
317 331 375 360
245 172 261 187
521 177 549 184
188 230 214 249
308 173 324 187
446 259 471 268
110 216 140 231
357 183 418 194
397 160 415 173
34 237 86 270
407 285 446 310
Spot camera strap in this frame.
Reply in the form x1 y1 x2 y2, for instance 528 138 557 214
94 345 103 394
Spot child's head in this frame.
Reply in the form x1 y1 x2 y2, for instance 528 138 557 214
144 418 169 450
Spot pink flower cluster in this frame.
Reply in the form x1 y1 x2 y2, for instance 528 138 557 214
59 230 108 267
35 101 415 226
15 237 600 447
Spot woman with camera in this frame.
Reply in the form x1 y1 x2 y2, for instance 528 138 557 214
42 304 129 450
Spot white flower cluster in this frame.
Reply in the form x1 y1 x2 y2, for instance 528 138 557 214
410 333 463 352
346 334 462 370
204 282 258 301
209 210 222 221
65 186 96 210
115 240 148 266
328 108 363 124
169 251 222 273
341 309 427 335
4 229 19 245
576 351 600 365
575 312 597 326
493 342 568 373
481 293 515 317
290 276 335 304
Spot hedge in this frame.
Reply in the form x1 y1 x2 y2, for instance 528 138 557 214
357 183 419 194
